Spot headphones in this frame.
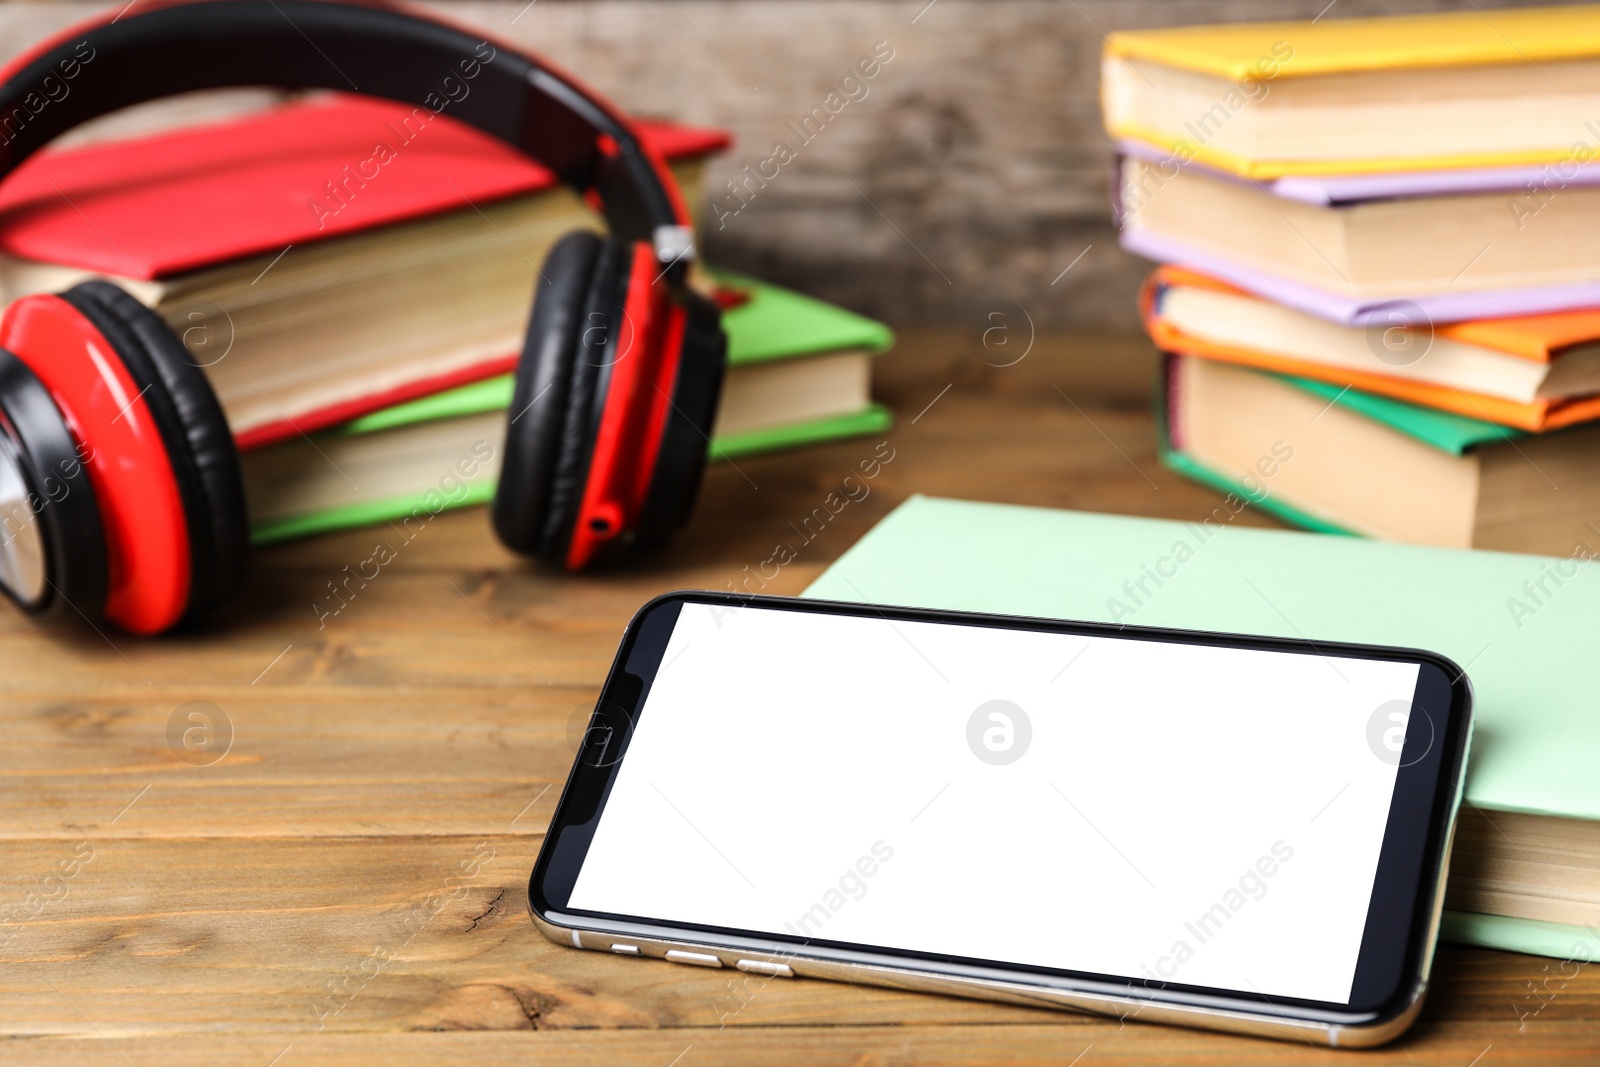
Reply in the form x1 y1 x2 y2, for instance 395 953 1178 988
0 0 726 635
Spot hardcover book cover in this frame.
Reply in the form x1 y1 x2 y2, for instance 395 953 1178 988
1142 267 1600 431
0 93 730 278
249 274 895 544
1104 5 1600 178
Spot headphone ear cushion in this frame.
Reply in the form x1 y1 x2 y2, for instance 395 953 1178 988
58 281 247 621
535 235 631 563
493 230 604 555
0 348 109 618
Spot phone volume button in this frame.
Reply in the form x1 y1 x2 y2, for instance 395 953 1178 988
736 959 794 977
610 943 641 955
664 949 723 968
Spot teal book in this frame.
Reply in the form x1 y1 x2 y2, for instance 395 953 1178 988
1158 353 1600 556
806 494 1600 961
244 273 895 544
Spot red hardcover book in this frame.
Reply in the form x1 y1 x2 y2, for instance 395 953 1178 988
0 93 730 447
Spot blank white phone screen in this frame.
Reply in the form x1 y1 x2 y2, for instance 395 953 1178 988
567 603 1421 1004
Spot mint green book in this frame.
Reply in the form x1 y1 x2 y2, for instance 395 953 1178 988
805 495 1600 961
245 274 895 545
1158 354 1600 555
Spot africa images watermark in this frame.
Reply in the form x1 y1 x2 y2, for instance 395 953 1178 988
313 440 496 628
1513 925 1600 1031
711 41 896 230
717 439 896 601
1505 121 1600 230
0 841 94 953
1115 40 1294 225
167 699 235 768
0 437 95 556
308 41 498 229
1503 522 1600 629
1106 440 1294 624
0 40 96 148
709 840 894 1028
1138 841 1295 985
308 841 497 1029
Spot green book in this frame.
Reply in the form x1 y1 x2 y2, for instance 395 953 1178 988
806 494 1600 961
245 273 895 545
1158 354 1600 556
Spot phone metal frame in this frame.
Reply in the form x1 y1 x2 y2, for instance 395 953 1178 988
528 591 1474 1048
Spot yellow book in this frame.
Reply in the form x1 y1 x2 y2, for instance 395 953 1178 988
1103 4 1600 178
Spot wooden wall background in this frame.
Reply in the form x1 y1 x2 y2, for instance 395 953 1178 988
0 0 1583 329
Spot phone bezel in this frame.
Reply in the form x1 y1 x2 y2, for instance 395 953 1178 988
529 590 1472 1033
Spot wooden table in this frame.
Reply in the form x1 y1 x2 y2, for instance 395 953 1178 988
4 328 1595 1065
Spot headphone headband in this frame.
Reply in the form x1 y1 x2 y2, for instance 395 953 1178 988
0 0 691 258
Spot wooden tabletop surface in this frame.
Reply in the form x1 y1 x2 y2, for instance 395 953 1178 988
3 328 1595 1066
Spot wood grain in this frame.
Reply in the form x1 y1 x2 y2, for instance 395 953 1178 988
2 328 1597 1063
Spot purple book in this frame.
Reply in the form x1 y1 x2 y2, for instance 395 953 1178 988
1115 138 1600 205
1114 141 1600 325
1120 229 1600 327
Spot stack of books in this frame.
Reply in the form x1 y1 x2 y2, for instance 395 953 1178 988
0 94 893 545
245 269 893 543
1102 5 1600 555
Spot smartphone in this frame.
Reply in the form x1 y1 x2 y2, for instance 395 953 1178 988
529 591 1472 1047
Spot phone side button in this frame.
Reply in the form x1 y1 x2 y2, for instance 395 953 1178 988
610 944 641 955
664 950 723 968
736 960 793 978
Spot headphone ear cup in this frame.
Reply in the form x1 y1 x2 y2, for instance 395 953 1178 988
631 288 726 551
535 235 631 563
0 348 108 618
58 281 247 622
494 230 634 564
493 231 602 555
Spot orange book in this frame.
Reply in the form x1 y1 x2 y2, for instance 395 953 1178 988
1142 266 1600 432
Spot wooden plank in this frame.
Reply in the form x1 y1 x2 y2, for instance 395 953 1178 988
6 1021 1600 1066
0 836 1057 1035
1 833 1596 1058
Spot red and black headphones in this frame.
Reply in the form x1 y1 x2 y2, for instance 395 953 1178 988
0 0 726 635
